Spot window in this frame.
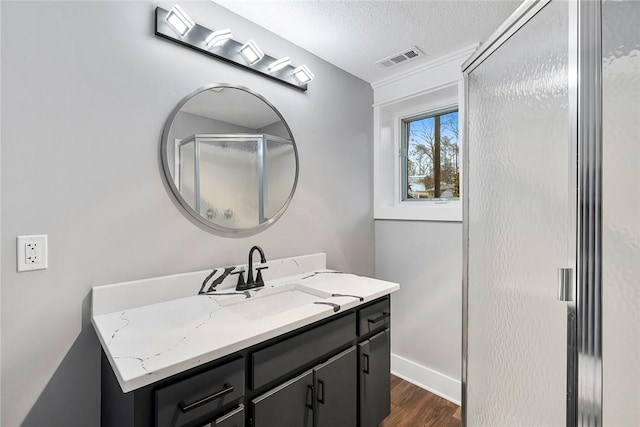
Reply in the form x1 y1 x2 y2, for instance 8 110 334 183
373 70 464 222
402 109 459 201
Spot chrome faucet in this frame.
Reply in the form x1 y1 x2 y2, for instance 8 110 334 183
236 245 268 291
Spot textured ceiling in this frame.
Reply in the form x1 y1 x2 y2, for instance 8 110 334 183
213 0 522 83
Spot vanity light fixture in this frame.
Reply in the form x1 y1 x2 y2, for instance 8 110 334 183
240 40 265 64
205 29 233 48
268 57 291 73
165 5 194 37
155 6 312 91
293 65 315 84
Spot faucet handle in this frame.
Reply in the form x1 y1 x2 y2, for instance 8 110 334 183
230 269 246 288
255 266 269 284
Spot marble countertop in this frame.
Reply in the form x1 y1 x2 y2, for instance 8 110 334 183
92 254 399 393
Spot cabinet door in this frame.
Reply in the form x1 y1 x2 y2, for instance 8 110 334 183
251 312 356 390
251 370 314 427
358 329 390 427
314 347 357 427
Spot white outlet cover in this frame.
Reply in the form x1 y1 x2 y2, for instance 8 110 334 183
17 235 48 272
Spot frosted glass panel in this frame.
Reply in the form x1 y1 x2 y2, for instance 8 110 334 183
602 1 640 425
178 141 195 208
199 139 260 228
265 138 296 220
466 1 570 425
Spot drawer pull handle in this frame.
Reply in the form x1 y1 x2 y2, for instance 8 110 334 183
179 383 234 413
367 312 390 324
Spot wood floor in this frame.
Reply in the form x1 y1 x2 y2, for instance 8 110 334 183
380 375 461 427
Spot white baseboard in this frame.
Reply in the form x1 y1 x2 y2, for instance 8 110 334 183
390 353 461 405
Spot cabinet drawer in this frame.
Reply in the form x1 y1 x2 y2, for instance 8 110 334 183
251 313 356 390
357 298 390 337
208 405 244 427
156 357 244 427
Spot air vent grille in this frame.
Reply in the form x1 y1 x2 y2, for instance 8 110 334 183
376 46 425 69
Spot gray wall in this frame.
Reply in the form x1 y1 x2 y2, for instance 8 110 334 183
0 1 373 426
375 220 462 383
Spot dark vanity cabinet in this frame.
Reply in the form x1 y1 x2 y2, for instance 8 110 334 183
100 352 245 427
314 347 358 426
251 370 314 426
357 298 391 427
155 358 244 427
358 330 391 427
101 296 390 427
251 346 358 427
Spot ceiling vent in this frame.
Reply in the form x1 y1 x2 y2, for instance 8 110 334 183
376 46 425 68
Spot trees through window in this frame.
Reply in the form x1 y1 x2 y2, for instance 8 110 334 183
402 109 459 201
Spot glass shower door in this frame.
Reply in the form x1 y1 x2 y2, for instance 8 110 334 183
602 1 640 425
198 136 260 228
465 1 572 425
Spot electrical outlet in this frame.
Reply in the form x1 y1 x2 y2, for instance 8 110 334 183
17 235 48 272
25 241 41 264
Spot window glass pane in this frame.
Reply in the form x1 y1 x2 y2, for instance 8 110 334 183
403 110 459 201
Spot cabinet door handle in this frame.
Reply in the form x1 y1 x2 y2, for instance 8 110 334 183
367 312 390 324
179 383 234 413
362 354 370 374
317 380 325 404
306 385 314 409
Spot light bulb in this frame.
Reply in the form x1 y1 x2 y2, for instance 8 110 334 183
205 29 233 48
268 57 291 72
165 5 195 37
293 64 314 83
240 40 264 64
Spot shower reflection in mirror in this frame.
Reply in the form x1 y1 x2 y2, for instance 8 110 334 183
173 133 295 228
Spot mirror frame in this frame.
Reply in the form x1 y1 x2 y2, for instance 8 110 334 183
160 83 299 236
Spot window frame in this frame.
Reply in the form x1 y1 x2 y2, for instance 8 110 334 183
400 106 460 203
377 87 462 222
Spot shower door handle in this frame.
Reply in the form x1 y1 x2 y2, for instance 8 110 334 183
559 267 578 425
557 268 574 302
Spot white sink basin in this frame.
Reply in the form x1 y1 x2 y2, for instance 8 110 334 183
219 285 329 321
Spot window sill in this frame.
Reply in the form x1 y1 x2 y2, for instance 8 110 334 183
374 203 462 222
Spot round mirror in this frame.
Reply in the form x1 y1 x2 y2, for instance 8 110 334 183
161 84 299 235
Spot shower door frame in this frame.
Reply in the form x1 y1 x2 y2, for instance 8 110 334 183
461 0 603 426
176 133 292 225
